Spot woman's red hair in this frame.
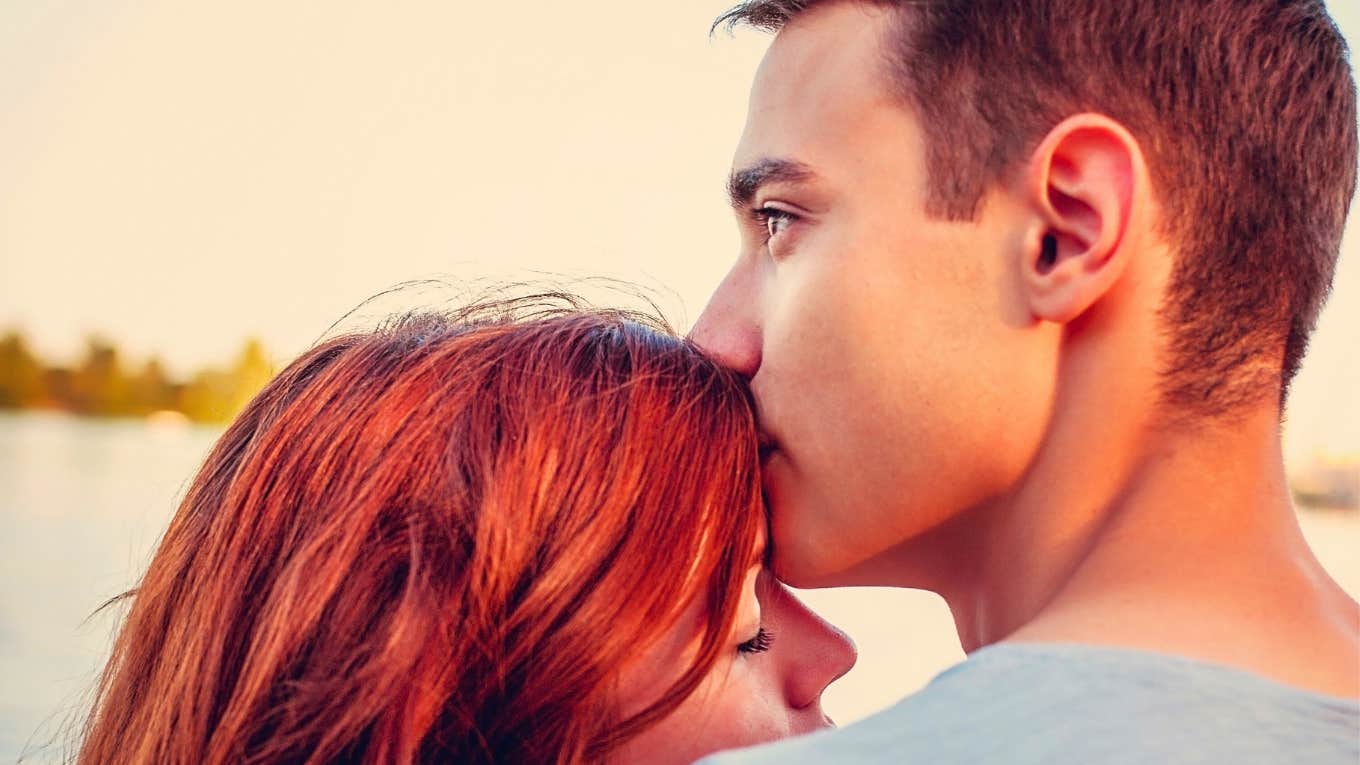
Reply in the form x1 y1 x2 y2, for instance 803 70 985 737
76 297 764 764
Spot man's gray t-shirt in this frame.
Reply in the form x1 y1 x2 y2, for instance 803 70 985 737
701 643 1360 764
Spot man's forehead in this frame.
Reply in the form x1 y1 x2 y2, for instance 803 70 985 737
738 2 902 164
753 2 895 97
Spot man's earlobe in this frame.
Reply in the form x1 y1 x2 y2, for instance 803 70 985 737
1022 114 1142 325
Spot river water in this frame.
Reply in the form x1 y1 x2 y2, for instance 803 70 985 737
2 411 1356 762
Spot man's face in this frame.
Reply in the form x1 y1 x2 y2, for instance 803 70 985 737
691 2 1058 587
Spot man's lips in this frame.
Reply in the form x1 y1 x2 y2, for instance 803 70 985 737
757 434 781 507
757 433 779 465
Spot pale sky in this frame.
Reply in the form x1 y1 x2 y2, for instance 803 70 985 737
1 1 1357 458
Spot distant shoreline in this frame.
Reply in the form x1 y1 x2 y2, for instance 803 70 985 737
2 409 1354 512
1293 499 1359 513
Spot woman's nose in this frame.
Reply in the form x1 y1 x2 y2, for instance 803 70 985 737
771 583 858 710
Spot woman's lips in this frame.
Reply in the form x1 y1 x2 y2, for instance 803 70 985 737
795 711 836 736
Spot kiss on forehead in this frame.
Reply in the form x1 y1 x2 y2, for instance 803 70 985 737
692 1 1358 761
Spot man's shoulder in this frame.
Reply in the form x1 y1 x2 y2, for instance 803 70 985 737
700 643 1360 764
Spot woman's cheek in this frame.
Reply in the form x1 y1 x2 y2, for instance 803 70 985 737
700 664 792 752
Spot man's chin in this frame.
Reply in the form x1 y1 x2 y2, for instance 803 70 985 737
763 456 859 587
772 561 847 589
769 527 848 589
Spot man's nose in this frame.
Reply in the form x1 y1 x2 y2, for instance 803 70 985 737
689 261 762 379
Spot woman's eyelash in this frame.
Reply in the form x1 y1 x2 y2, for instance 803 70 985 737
737 627 774 654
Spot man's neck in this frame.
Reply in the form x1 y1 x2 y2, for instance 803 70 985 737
939 405 1359 698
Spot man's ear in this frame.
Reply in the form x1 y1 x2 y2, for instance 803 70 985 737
1020 114 1140 324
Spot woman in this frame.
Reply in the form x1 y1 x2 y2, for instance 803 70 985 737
77 297 854 764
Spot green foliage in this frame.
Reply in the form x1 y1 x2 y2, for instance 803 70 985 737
0 328 274 424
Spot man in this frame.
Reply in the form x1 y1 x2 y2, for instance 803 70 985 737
691 0 1359 762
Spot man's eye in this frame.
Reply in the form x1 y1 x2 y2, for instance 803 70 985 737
737 627 774 655
753 207 796 242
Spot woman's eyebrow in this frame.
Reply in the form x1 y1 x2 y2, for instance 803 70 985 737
727 157 817 209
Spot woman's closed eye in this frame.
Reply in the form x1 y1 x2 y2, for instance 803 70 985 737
737 627 775 655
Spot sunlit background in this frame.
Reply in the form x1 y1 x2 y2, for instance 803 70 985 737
2 2 1357 761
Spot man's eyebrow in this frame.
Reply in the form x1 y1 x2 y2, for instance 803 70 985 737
726 158 816 209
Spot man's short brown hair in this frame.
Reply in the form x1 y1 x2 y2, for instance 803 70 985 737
717 0 1358 416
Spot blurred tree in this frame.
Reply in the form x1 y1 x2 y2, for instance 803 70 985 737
178 369 234 424
0 330 46 408
0 332 273 422
227 338 274 415
127 357 178 414
43 368 74 409
68 337 132 416
178 338 273 423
